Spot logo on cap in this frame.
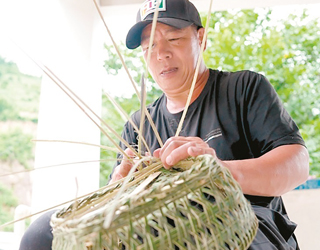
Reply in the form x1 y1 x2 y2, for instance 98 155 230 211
140 0 166 21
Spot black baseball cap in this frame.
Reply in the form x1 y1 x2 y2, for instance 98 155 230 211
126 0 203 49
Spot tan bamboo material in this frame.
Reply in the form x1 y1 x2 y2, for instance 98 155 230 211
51 154 258 249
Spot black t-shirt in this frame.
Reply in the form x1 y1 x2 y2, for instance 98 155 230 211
121 69 304 158
116 69 305 249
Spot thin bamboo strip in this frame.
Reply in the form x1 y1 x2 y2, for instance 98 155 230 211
0 157 159 230
175 0 213 136
0 159 115 178
11 42 134 160
43 65 139 160
104 91 151 154
33 139 119 152
138 75 146 158
92 0 164 148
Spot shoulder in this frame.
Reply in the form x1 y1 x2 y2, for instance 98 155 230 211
211 69 273 97
214 69 267 85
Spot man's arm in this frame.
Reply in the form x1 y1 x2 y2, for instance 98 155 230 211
221 144 309 196
153 136 309 197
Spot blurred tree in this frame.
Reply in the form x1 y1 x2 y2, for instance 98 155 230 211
0 128 33 169
202 9 320 177
0 184 18 232
0 57 39 231
0 56 41 122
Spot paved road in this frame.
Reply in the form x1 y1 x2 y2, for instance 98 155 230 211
282 189 320 250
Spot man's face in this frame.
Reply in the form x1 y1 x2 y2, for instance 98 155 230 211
141 22 204 95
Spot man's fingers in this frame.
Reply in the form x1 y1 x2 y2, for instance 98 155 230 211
188 146 215 157
125 148 137 158
159 136 203 158
109 172 122 184
162 142 210 168
153 148 161 158
154 137 216 169
111 148 136 182
117 160 133 176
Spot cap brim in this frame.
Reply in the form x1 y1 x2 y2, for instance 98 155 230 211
126 18 193 49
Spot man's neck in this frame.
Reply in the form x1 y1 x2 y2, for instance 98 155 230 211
166 68 210 114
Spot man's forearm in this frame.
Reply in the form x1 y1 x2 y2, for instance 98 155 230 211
221 144 309 197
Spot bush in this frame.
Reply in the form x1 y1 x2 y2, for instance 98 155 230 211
0 129 34 169
0 184 18 232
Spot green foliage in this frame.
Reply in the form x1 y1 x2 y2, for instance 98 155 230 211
0 128 34 169
0 56 38 171
102 8 320 178
104 43 152 83
0 57 39 230
0 184 18 232
0 98 20 121
0 56 41 122
202 9 320 176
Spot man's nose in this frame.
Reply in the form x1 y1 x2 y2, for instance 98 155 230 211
156 42 172 61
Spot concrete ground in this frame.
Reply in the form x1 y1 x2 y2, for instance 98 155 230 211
282 189 320 250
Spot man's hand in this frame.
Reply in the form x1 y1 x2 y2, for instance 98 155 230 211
110 148 136 184
153 136 216 169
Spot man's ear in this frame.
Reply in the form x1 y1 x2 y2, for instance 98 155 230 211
197 27 207 51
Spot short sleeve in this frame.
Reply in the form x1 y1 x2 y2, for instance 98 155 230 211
240 72 305 156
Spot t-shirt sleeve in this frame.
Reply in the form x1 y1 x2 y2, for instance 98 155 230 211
239 71 305 157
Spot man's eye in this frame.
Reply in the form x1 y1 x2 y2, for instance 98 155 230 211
143 44 154 52
169 38 180 41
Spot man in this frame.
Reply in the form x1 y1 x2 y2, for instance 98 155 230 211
111 0 309 249
20 0 309 249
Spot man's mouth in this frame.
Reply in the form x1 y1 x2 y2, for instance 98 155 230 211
160 68 178 76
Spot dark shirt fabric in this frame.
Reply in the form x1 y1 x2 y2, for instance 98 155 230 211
114 69 305 249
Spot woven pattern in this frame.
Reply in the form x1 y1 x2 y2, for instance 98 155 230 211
51 155 258 249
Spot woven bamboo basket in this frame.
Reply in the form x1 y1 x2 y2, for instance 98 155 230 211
51 154 258 250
